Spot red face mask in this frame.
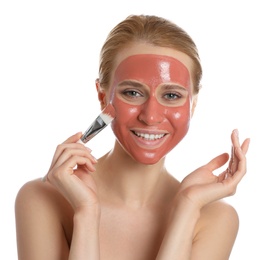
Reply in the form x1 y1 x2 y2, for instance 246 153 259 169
110 54 193 164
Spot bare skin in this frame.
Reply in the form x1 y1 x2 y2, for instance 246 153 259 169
15 43 250 260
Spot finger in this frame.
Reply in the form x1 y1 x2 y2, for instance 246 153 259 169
41 149 97 182
48 155 96 184
45 146 97 183
231 129 240 148
231 129 250 155
228 130 250 175
63 132 83 144
54 132 84 160
226 144 248 181
48 132 83 170
44 133 96 182
205 153 229 172
241 138 250 154
229 129 241 174
52 147 97 171
50 142 96 171
228 146 237 176
218 171 227 182
225 146 247 184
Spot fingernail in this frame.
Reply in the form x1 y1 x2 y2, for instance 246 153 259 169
234 129 239 136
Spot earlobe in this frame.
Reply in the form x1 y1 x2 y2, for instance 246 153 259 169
95 79 107 110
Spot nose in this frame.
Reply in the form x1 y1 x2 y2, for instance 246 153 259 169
138 97 164 125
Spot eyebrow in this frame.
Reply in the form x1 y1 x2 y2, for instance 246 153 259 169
161 84 188 92
117 80 145 88
118 80 187 90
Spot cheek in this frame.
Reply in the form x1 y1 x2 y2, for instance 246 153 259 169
168 102 191 127
111 97 140 137
112 97 139 122
167 106 191 147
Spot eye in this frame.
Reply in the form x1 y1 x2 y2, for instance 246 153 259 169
158 88 188 107
121 89 143 99
163 92 183 100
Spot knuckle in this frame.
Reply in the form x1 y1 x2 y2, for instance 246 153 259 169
56 144 64 151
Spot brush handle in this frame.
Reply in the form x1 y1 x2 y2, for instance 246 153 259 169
80 115 107 144
78 104 115 144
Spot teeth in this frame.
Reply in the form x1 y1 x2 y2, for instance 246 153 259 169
134 131 165 140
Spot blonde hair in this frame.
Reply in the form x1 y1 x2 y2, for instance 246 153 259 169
99 14 202 94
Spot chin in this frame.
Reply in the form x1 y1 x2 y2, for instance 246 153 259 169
130 152 166 165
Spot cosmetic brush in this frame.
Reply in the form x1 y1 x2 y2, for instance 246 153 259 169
79 103 116 144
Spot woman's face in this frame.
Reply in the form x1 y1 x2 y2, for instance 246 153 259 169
107 43 196 164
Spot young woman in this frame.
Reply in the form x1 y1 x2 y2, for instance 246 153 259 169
15 14 250 260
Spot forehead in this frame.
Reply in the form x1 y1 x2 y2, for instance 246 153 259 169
113 54 190 88
110 43 194 87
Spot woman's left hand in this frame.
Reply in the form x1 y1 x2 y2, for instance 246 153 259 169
176 129 250 209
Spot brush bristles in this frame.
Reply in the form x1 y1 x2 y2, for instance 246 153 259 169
100 112 114 124
100 104 116 124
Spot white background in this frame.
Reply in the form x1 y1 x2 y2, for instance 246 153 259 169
1 0 272 259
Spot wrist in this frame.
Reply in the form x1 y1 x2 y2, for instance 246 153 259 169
171 193 201 220
73 204 101 227
70 205 101 259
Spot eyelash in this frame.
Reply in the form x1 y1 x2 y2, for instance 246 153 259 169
162 92 183 100
121 89 143 98
119 89 185 104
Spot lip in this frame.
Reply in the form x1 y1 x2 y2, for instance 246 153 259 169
130 128 169 149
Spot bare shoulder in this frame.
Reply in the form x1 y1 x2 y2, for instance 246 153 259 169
199 199 239 229
15 179 73 259
15 178 73 224
16 178 54 202
15 178 73 229
16 178 70 213
192 200 240 259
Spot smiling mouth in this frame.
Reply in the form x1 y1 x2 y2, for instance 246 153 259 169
132 131 166 141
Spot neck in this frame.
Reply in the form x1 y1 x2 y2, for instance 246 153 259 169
95 141 172 208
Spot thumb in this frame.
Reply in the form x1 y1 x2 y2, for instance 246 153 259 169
206 153 229 172
63 132 82 144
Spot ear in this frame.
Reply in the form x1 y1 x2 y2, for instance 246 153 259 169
95 79 107 110
191 94 198 117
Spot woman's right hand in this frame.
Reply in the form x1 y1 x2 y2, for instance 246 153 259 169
42 132 99 212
